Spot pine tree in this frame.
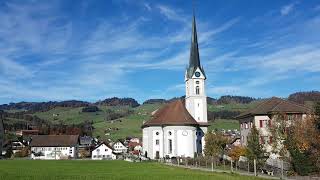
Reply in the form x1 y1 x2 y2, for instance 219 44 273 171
246 125 266 169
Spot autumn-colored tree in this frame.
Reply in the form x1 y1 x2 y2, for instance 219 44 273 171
228 146 246 161
284 103 320 175
204 132 228 159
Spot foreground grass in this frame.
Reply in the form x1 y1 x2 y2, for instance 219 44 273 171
0 160 265 180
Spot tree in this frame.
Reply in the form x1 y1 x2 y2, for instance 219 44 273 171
246 125 266 169
228 146 246 161
204 132 228 159
286 114 320 174
314 102 320 131
269 113 288 157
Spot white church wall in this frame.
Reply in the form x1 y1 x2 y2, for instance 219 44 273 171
142 126 197 159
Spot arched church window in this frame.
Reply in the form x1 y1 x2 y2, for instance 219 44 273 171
168 131 172 136
196 86 200 95
196 81 199 84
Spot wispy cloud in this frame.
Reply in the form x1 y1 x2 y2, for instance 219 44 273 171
157 4 187 23
280 2 298 16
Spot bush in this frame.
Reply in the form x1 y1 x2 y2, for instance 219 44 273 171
82 106 101 112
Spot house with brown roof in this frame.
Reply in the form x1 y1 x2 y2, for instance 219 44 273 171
30 135 79 160
236 97 312 152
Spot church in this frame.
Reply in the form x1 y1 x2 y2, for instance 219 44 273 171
142 15 209 159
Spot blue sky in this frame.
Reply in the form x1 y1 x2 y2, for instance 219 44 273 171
0 0 320 104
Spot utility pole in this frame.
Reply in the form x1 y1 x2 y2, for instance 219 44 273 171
281 159 284 179
254 159 257 176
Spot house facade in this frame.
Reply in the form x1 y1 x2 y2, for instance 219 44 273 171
113 140 128 153
30 135 79 160
91 142 116 160
236 97 311 152
142 14 209 160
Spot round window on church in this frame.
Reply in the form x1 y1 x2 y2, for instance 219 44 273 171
168 131 172 136
156 132 159 135
182 131 188 136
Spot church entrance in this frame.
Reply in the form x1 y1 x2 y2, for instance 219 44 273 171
155 151 160 159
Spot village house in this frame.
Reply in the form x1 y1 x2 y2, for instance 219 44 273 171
91 142 117 160
113 140 128 154
236 97 311 152
30 135 79 160
128 137 140 143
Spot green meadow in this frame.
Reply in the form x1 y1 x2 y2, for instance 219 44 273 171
0 160 265 180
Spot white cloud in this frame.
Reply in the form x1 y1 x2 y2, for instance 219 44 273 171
143 3 152 11
157 4 187 23
280 2 297 16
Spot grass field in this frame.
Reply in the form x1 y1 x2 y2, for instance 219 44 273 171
207 101 260 112
208 119 239 132
0 160 264 180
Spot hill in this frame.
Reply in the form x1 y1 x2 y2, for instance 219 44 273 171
95 97 139 107
288 91 320 104
1 92 318 140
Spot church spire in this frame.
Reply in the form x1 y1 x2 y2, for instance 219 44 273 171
189 15 201 69
186 13 206 79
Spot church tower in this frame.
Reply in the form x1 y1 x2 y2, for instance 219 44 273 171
185 15 207 124
185 14 208 154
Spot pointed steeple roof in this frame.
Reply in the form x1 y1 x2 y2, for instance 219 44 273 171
189 15 200 69
186 14 206 79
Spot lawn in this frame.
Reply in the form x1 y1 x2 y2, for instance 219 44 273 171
208 119 239 132
0 160 265 180
33 106 134 125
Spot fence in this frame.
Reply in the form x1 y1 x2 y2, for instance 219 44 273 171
161 156 288 179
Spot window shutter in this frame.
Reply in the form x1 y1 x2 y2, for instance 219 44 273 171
260 136 263 144
260 120 263 128
269 120 272 127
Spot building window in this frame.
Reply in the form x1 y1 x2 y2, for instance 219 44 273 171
245 123 248 129
259 120 269 128
168 139 172 154
240 123 243 129
288 114 294 121
156 139 159 145
250 122 253 128
196 81 199 84
168 131 172 136
260 136 268 144
196 86 200 95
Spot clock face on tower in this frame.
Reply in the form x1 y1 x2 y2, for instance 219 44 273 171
195 72 201 77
